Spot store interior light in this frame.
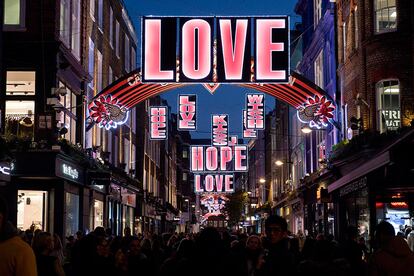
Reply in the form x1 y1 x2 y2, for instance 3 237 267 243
384 88 399 93
275 160 284 166
390 11 397 18
301 126 313 134
185 199 189 202
259 178 266 183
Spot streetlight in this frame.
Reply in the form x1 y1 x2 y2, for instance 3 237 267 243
275 160 284 166
301 125 313 134
184 199 189 202
259 178 266 183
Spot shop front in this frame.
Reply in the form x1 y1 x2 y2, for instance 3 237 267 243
6 152 86 239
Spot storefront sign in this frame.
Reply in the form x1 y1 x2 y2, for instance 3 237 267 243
142 16 289 83
382 109 400 129
0 165 11 175
339 177 367 197
149 106 168 140
0 162 11 182
55 157 84 185
212 114 229 146
246 94 265 129
178 95 197 130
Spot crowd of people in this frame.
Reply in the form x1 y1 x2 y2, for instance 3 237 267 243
2 195 414 276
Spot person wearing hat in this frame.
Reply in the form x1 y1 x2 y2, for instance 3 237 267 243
0 195 37 276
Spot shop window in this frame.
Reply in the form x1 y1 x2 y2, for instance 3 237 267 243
376 201 411 235
5 101 35 140
93 200 104 229
375 0 397 33
17 190 48 231
6 71 35 96
376 80 400 133
4 0 25 29
65 192 79 237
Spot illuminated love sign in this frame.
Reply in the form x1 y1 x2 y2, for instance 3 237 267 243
178 95 197 130
142 16 289 83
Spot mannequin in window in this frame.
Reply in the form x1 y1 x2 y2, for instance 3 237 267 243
18 110 34 139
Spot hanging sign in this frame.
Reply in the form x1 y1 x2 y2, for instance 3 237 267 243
212 114 229 146
243 110 257 138
178 95 197 130
142 16 289 83
149 106 168 140
246 94 265 129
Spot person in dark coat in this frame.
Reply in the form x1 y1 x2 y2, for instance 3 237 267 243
256 215 297 276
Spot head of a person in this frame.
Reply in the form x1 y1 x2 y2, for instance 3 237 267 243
124 227 131 237
96 237 110 257
53 233 63 250
265 215 288 244
246 235 262 251
94 226 106 237
129 237 141 256
346 225 359 241
374 220 395 248
0 196 8 233
177 238 195 259
32 232 54 256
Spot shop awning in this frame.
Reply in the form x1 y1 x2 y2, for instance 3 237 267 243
328 151 390 193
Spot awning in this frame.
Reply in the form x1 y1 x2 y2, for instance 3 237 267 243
328 151 390 193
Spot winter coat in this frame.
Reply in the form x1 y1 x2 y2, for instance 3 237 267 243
369 236 414 276
0 221 37 276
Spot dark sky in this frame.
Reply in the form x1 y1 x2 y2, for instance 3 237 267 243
123 0 300 139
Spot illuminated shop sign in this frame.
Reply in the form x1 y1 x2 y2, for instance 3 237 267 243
246 94 265 129
142 16 289 83
178 95 197 130
149 106 168 140
212 114 229 146
55 157 84 184
243 110 257 138
0 165 11 175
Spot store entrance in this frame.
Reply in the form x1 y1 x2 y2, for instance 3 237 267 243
17 190 48 231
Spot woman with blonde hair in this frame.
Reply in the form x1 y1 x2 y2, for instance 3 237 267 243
32 232 65 276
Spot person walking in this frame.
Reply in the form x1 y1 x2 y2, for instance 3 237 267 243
0 195 37 276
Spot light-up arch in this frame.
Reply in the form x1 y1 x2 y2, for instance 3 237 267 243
88 69 336 130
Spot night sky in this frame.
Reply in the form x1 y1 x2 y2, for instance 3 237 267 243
123 0 300 139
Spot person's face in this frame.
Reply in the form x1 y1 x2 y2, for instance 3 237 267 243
247 237 260 251
47 236 54 251
129 240 140 255
266 224 286 244
97 240 110 257
124 228 131 237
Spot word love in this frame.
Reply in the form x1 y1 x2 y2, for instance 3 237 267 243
190 145 248 172
149 106 168 140
195 174 234 193
142 16 289 83
178 95 197 130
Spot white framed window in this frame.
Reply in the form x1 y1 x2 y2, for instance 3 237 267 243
314 50 324 89
376 80 400 132
97 0 103 31
109 8 114 48
131 47 136 71
4 0 26 29
115 21 120 58
88 38 95 91
313 0 322 28
124 34 130 72
375 0 397 33
97 50 103 93
89 0 95 21
71 0 81 59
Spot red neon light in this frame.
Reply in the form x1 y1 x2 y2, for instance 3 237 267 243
390 202 408 208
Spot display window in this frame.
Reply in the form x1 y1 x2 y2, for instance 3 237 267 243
93 200 104 229
65 192 79 237
17 190 48 231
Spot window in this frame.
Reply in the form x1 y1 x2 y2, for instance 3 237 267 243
4 0 25 29
6 71 35 96
17 190 48 231
342 22 347 61
97 0 103 31
88 38 95 91
377 80 400 132
183 172 187 181
354 7 359 49
57 81 77 144
60 0 70 46
65 192 79 237
182 150 188 158
124 138 130 173
71 0 81 59
314 51 324 88
108 66 113 85
97 50 103 93
5 101 35 140
313 0 322 28
131 47 136 71
124 35 130 72
93 200 104 229
375 0 397 33
115 21 120 58
109 8 114 48
89 0 95 20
